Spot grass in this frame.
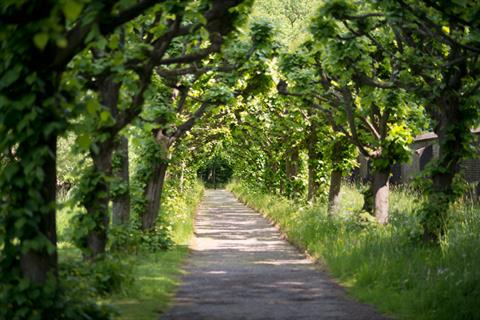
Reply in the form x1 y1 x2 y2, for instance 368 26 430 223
109 182 204 319
56 181 204 319
229 181 480 320
106 248 189 319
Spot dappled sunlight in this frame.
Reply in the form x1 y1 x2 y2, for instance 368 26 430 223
162 190 384 320
254 259 311 265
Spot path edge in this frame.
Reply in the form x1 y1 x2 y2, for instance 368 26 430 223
228 189 392 320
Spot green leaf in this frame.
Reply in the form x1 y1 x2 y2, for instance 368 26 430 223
100 111 111 122
86 100 97 114
0 65 21 89
3 163 19 181
62 0 84 21
77 134 91 150
108 34 120 50
33 33 49 50
56 37 68 48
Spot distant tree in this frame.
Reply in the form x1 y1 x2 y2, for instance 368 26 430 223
279 0 426 222
69 0 253 258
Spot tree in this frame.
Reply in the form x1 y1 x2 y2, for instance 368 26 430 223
377 0 480 240
0 1 158 315
137 20 276 231
278 0 425 222
252 0 322 48
69 0 254 258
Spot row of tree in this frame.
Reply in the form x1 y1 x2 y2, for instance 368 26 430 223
1 0 480 317
228 0 480 241
0 0 278 317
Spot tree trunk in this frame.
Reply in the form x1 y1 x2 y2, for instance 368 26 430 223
20 134 58 283
83 76 121 258
141 130 170 231
372 170 390 224
285 147 300 198
270 161 279 194
328 139 349 215
112 136 130 225
85 141 114 258
328 169 342 215
179 161 185 193
306 121 320 202
285 147 299 179
307 164 319 202
421 51 469 242
141 161 169 231
422 126 462 242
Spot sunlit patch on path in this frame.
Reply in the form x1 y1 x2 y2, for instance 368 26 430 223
161 189 385 320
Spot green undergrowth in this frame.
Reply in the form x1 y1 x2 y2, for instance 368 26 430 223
229 181 480 320
110 182 203 319
57 181 204 319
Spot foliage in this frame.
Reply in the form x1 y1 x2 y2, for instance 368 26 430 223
55 179 203 319
374 0 480 239
197 145 234 188
251 0 322 48
109 179 204 319
2 0 480 318
61 254 133 296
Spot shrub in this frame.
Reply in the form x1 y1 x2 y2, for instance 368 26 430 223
60 255 133 296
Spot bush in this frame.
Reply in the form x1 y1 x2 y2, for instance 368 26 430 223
61 255 133 296
109 225 142 254
140 226 174 251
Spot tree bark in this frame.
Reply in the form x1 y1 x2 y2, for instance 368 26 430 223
112 136 130 225
141 161 169 231
270 160 279 194
20 134 58 283
328 169 342 215
284 147 300 198
372 169 390 224
83 76 120 258
327 139 348 215
141 130 171 231
419 48 469 242
285 147 299 179
307 164 319 201
179 161 185 193
85 141 114 258
422 121 462 241
306 121 320 202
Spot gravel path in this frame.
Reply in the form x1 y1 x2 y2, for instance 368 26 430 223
162 189 385 320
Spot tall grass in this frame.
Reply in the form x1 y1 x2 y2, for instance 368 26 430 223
110 180 204 319
56 180 204 319
229 181 480 320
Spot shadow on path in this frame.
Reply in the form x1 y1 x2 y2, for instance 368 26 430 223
161 189 385 320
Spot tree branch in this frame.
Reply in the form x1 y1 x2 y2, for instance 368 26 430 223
50 0 160 69
353 72 395 89
157 36 222 65
170 101 216 142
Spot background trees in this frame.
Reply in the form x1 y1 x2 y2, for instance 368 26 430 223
0 0 261 317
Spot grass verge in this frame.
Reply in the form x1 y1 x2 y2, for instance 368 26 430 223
106 248 189 319
109 182 203 319
229 181 480 320
57 181 204 320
